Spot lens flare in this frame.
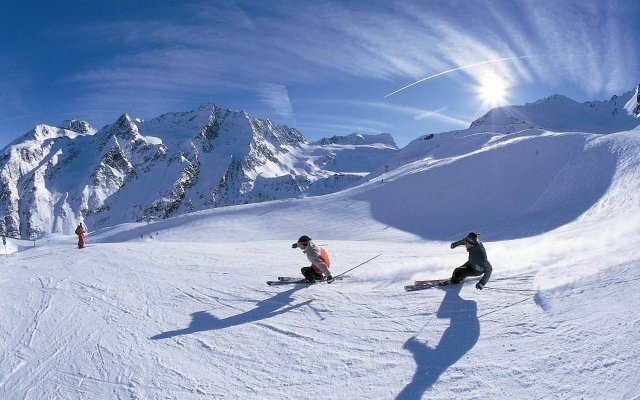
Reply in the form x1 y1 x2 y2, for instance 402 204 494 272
475 74 509 108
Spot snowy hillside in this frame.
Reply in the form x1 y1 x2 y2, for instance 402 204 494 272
470 89 639 134
0 105 398 238
1 100 639 399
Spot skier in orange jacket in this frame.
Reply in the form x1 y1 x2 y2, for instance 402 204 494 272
292 235 333 283
75 223 85 249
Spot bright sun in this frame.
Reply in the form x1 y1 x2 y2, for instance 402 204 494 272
476 74 509 108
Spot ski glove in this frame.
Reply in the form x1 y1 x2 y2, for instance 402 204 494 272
292 243 298 249
326 275 334 284
475 282 484 290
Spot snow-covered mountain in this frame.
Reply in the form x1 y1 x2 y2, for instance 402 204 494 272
1 86 638 241
0 105 398 238
1 87 639 399
373 86 640 177
470 88 639 134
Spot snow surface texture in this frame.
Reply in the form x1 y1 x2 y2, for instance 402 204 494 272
1 118 639 399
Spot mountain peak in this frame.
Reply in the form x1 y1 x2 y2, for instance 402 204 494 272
96 113 142 148
116 113 133 124
18 123 91 144
470 86 639 134
314 133 398 148
0 104 398 238
529 94 574 105
57 119 96 135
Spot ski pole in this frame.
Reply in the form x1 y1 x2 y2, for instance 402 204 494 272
484 287 537 293
331 253 382 281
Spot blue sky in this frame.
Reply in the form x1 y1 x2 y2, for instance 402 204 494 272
1 0 638 148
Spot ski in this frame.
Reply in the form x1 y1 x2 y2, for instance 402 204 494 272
278 276 304 281
413 279 450 286
268 276 344 286
277 276 344 282
267 279 314 286
405 279 456 292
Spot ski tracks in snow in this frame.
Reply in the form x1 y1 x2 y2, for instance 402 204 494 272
0 273 92 397
2 240 639 398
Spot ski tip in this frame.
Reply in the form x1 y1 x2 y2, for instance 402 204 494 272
404 285 427 291
267 280 289 286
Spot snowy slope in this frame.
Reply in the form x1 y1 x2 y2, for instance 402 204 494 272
1 117 639 399
471 89 639 134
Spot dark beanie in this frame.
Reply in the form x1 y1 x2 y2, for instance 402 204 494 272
297 235 312 243
464 232 479 245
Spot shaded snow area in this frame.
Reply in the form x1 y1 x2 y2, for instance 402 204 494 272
1 128 640 399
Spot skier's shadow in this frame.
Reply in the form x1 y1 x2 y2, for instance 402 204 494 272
151 287 309 340
396 285 479 400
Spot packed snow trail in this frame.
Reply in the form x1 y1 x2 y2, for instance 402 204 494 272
1 237 638 399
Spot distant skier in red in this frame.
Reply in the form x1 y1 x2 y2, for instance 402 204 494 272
75 223 85 249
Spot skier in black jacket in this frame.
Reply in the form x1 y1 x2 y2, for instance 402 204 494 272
449 232 492 289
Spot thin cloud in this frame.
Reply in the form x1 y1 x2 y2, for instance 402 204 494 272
256 83 295 123
3 0 638 149
297 121 393 140
376 103 470 126
330 99 471 127
300 114 394 132
413 110 470 126
61 1 638 103
520 1 636 96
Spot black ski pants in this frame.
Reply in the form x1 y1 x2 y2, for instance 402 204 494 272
301 267 324 281
450 262 492 285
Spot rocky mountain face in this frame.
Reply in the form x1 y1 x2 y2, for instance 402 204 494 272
0 105 398 238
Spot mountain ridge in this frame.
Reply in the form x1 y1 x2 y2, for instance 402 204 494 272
0 104 398 238
1 86 638 239
470 89 638 133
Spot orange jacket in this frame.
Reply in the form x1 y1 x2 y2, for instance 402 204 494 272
318 247 331 267
303 242 331 275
